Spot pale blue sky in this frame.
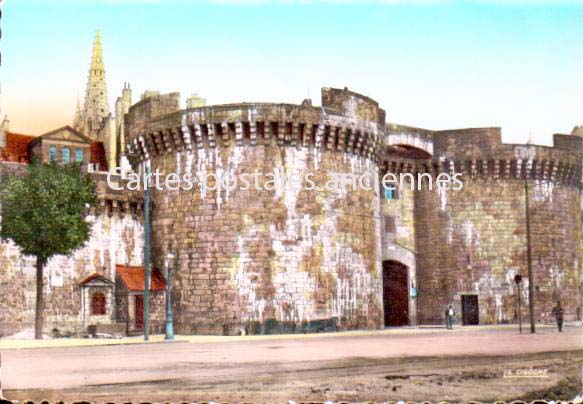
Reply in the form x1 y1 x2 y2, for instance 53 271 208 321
2 0 582 145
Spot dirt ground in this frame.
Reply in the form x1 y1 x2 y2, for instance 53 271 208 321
5 351 582 402
2 327 582 402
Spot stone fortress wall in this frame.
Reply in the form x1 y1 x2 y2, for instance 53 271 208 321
124 88 387 334
0 85 581 336
0 163 148 336
3 30 577 335
386 127 582 325
122 87 582 333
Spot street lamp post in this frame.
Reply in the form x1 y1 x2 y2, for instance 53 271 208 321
524 176 536 334
164 251 175 341
124 151 152 342
143 161 151 341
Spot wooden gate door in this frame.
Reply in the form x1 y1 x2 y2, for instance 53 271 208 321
461 295 479 325
383 261 409 326
135 295 144 329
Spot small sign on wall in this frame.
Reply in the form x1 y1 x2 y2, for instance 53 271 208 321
51 273 64 287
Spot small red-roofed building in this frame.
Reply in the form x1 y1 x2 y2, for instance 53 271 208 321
115 265 167 334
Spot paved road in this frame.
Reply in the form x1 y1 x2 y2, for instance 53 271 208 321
2 326 581 393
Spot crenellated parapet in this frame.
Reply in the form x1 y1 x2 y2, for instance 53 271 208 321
125 88 387 164
383 127 583 187
123 88 388 334
90 172 144 217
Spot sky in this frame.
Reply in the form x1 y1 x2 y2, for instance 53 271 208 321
1 0 582 146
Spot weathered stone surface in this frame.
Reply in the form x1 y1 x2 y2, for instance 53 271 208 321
87 322 126 337
126 89 385 334
409 129 583 325
0 163 147 336
1 88 581 336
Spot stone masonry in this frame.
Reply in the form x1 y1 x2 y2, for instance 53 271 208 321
0 164 155 336
0 86 581 336
124 88 386 334
387 127 583 325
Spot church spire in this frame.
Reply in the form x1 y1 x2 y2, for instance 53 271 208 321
79 30 110 139
73 95 82 130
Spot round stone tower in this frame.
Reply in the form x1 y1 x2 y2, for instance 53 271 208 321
412 128 582 325
125 88 386 335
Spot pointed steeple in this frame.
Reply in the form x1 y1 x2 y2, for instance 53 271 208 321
91 30 104 70
79 30 110 139
73 95 82 130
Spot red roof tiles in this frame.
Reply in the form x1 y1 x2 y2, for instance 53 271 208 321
2 132 36 163
116 265 166 292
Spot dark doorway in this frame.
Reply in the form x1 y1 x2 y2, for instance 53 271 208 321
135 295 144 329
91 292 106 315
382 260 409 326
461 295 479 325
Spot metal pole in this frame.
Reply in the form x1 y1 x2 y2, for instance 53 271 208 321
165 253 175 340
517 283 522 334
0 350 3 399
143 162 151 341
524 177 536 333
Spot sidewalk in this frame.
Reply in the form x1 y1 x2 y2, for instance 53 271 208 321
0 322 579 350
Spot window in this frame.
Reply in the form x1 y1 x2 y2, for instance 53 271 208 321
384 187 397 200
75 148 84 163
91 292 106 315
48 145 57 161
62 147 70 164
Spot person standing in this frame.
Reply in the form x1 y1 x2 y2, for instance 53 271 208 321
445 304 455 330
552 301 564 332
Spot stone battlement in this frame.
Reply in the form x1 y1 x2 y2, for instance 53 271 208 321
433 128 582 161
385 127 583 186
91 172 144 217
125 88 386 163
